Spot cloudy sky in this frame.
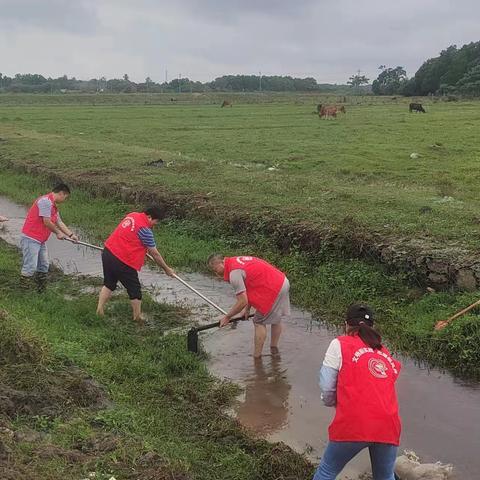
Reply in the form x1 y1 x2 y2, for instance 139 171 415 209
1 0 478 84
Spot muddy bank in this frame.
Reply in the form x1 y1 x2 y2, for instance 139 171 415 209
0 196 478 479
2 158 480 291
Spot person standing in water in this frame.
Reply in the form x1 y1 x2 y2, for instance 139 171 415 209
207 254 290 358
97 206 175 323
314 304 401 480
21 183 78 292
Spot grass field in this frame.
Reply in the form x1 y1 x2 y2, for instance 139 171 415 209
1 95 479 247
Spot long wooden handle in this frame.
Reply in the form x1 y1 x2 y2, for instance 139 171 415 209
64 237 228 315
435 299 480 330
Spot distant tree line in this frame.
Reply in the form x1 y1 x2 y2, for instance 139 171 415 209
372 40 480 96
0 72 352 94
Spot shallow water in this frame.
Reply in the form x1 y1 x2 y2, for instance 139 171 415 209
1 196 478 479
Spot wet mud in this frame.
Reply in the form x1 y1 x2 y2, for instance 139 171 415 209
0 196 479 479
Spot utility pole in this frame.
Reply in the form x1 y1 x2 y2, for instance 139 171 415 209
178 73 181 93
259 71 262 92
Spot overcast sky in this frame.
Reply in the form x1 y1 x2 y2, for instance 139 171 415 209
1 0 479 84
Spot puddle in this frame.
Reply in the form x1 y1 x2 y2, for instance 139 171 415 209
1 196 479 479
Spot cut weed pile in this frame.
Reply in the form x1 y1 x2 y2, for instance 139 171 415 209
0 241 313 480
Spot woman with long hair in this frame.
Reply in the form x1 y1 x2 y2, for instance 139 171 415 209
314 304 401 480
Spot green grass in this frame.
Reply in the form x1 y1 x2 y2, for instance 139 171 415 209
1 96 479 248
0 169 479 377
0 242 313 480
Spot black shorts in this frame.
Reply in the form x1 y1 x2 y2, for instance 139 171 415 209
102 248 142 300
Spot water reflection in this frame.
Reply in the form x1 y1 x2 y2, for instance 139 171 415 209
236 356 291 435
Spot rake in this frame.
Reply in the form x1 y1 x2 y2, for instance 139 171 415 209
434 298 480 331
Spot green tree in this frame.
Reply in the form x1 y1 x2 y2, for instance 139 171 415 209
372 66 407 95
456 64 480 95
347 73 370 90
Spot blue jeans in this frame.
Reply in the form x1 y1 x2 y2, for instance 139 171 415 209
20 235 49 276
313 441 398 480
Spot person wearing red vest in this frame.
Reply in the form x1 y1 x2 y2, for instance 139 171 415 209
314 304 402 480
96 206 175 323
20 184 78 291
207 254 290 358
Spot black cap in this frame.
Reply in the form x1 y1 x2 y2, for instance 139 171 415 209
346 304 374 326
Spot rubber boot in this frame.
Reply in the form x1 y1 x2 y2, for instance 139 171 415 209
34 272 48 293
19 275 34 292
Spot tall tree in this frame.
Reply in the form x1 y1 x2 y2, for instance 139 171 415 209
372 66 407 95
347 73 370 89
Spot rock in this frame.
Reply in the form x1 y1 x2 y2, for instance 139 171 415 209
0 437 11 460
14 428 45 443
146 159 165 168
0 395 15 417
419 206 433 214
36 444 87 463
455 269 477 291
426 260 449 274
428 273 448 285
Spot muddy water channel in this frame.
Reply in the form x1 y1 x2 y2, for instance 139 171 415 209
1 196 479 479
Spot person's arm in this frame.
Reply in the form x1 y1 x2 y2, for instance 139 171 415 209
147 246 175 277
220 292 248 327
221 269 248 326
56 218 79 241
137 227 174 276
38 197 73 241
43 217 65 239
318 339 341 407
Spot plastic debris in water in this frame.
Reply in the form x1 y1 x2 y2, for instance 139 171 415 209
395 450 454 480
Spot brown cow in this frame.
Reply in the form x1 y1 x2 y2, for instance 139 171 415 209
221 100 232 108
318 104 345 118
319 105 338 119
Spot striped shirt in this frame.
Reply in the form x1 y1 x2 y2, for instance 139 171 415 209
137 227 156 248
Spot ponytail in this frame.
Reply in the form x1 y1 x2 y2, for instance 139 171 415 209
345 304 382 350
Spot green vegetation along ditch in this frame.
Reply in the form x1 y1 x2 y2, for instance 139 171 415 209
0 169 479 378
0 241 313 480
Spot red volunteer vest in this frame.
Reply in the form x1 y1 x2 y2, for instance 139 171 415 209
329 335 402 445
105 212 151 271
22 193 59 243
223 256 286 315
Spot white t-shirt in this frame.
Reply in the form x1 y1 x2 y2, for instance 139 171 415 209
323 338 342 370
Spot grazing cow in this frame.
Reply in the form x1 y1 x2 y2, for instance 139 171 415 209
317 104 345 117
409 102 426 113
319 105 338 119
170 97 177 102
221 100 232 108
